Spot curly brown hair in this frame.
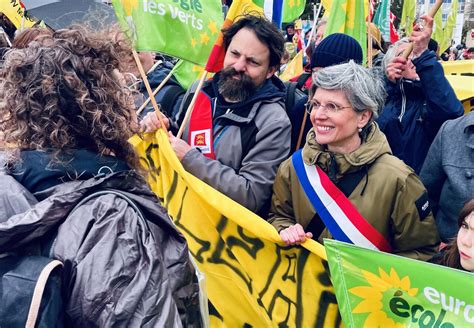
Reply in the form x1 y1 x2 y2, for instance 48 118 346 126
12 27 54 49
0 24 141 170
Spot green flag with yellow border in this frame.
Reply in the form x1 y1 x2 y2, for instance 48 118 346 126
112 0 223 66
325 239 474 327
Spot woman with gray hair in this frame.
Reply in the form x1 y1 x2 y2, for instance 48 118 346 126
268 61 440 260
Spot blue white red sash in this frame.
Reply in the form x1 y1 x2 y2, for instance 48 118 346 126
292 150 392 252
188 91 215 159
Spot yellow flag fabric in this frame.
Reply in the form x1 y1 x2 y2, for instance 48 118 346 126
441 59 474 75
130 130 342 327
445 75 474 102
0 0 36 29
400 0 416 35
440 0 458 53
431 7 444 48
279 50 303 81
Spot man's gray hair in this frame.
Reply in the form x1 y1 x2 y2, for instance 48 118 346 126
312 60 386 120
382 37 410 76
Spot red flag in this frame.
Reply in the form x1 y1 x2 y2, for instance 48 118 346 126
390 12 400 43
205 0 264 72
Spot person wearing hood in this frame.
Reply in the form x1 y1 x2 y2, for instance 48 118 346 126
0 25 201 327
268 61 440 261
284 22 295 43
141 15 291 216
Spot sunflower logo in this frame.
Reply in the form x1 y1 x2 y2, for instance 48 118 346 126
349 267 418 327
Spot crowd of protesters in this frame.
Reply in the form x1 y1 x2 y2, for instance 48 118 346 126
0 8 472 327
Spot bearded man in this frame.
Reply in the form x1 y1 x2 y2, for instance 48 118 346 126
141 15 291 216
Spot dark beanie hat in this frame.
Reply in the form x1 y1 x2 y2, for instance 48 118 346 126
311 33 363 69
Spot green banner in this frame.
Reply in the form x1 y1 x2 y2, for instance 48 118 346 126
282 0 306 23
325 240 474 328
324 0 367 64
112 0 223 66
172 59 206 90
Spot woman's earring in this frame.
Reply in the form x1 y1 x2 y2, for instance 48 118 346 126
358 128 362 133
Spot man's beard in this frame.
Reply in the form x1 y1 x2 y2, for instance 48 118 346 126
217 67 256 103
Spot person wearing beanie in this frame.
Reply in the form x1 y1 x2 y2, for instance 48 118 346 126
310 33 363 69
287 33 364 152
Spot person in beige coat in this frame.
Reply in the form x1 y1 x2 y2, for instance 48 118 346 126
268 61 440 261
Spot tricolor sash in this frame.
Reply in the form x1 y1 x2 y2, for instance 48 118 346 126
188 91 215 159
292 150 392 252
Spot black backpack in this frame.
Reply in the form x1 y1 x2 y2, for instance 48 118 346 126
283 81 312 152
0 256 63 328
0 175 64 328
283 80 307 114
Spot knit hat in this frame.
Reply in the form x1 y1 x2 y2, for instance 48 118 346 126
310 33 363 69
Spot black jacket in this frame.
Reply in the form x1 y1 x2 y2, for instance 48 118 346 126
0 152 201 327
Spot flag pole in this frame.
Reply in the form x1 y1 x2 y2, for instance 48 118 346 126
367 27 373 68
367 5 373 68
295 109 308 151
177 71 208 139
136 66 176 116
132 49 167 130
306 2 322 43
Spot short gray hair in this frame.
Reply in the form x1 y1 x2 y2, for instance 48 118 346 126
312 60 386 120
382 37 409 76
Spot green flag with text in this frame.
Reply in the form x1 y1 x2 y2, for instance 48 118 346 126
325 240 474 328
112 0 223 66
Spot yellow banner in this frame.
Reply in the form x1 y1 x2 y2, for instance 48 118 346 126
130 130 342 327
0 0 36 29
446 75 474 101
441 59 474 75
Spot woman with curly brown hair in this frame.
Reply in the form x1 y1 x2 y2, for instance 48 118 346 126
0 25 201 327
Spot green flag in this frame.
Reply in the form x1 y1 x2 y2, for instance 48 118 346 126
112 0 223 66
324 0 367 63
172 59 207 90
440 0 458 54
282 0 306 23
400 0 416 36
372 0 390 42
325 239 474 328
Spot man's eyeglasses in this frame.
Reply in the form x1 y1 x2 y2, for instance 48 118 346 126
305 100 352 115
